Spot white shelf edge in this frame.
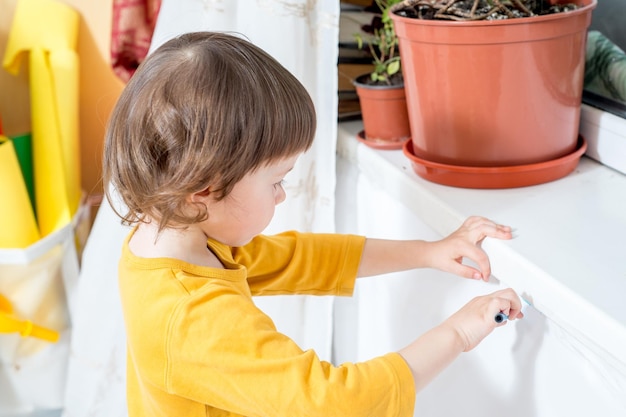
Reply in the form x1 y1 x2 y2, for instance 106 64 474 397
581 103 626 175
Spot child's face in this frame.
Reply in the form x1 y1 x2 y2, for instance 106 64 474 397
199 153 300 246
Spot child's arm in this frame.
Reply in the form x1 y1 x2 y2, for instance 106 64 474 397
357 216 512 281
398 288 522 392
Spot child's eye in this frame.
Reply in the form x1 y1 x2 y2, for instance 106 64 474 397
273 180 285 189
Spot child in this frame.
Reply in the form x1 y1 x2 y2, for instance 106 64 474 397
103 31 522 417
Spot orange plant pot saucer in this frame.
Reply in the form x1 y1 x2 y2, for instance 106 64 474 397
403 135 588 189
356 130 409 150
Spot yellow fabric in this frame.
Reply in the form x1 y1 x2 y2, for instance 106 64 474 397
3 0 81 237
0 138 39 248
119 231 416 417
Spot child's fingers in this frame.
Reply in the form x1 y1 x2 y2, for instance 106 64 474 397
492 289 523 320
474 222 513 242
443 254 490 281
463 216 513 242
448 263 484 281
460 244 491 281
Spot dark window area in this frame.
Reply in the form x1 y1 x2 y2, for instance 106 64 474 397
589 0 626 50
584 0 626 118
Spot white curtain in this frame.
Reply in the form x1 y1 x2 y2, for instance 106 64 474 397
63 1 340 416
148 0 341 367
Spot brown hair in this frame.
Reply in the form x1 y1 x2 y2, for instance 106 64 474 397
103 32 316 230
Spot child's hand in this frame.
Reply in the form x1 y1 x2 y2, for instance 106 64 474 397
443 288 523 352
429 216 512 281
397 288 522 391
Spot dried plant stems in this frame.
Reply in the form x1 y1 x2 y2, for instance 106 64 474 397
393 0 539 21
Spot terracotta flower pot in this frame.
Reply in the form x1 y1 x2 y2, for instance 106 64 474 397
353 74 411 149
391 0 596 170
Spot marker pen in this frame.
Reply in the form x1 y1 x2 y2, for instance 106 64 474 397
494 296 531 323
494 311 508 323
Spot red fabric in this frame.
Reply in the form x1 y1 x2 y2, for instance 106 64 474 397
111 0 162 83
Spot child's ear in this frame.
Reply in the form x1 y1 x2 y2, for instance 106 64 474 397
188 187 212 203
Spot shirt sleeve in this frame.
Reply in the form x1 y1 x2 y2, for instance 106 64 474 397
232 231 366 297
163 284 416 417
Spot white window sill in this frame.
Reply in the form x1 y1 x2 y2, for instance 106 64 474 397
337 118 626 372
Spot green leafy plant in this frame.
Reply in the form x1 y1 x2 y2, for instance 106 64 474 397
355 0 403 85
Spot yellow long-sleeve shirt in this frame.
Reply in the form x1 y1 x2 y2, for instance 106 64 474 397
119 230 416 416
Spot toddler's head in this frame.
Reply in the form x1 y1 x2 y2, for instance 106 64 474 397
103 32 316 230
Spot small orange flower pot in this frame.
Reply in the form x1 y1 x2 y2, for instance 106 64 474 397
354 74 411 150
